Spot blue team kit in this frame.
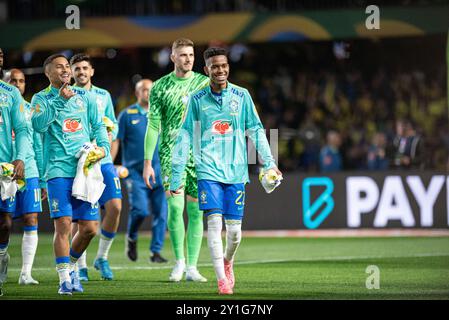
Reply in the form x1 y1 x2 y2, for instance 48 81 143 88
31 85 110 219
13 178 42 218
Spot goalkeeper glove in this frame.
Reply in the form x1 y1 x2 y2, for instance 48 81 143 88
259 168 283 194
1 162 26 190
0 163 14 177
83 147 105 176
103 116 115 133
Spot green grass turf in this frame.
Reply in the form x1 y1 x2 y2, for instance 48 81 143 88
1 234 448 299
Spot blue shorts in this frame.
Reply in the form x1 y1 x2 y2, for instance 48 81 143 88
13 177 42 219
197 179 245 220
0 196 16 214
98 163 122 206
47 178 99 221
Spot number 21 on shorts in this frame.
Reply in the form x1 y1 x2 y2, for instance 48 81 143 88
235 190 245 206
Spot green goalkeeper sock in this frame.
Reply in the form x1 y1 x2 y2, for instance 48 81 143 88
186 201 204 267
167 195 185 261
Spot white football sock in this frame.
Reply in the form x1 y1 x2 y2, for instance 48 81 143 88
77 251 87 269
96 235 114 260
70 255 79 273
56 264 71 285
207 214 225 280
21 230 38 275
224 220 242 262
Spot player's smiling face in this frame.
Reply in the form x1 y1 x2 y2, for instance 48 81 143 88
71 60 94 86
171 46 194 74
204 55 229 87
46 57 72 87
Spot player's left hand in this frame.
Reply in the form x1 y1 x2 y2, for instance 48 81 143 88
11 159 25 180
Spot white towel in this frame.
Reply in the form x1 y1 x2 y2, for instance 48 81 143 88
0 163 18 201
0 176 18 201
72 143 105 204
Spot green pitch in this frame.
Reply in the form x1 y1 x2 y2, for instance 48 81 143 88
1 234 448 300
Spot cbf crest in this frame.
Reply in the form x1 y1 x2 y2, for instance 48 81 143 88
51 199 60 212
96 97 105 112
0 93 8 107
75 97 85 109
200 190 207 204
230 99 239 116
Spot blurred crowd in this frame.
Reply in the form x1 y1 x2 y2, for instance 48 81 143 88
255 68 447 172
232 39 448 173
5 36 448 173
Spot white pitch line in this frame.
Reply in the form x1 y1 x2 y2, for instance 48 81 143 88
8 252 449 272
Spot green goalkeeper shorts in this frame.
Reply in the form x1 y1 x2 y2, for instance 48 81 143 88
160 154 198 198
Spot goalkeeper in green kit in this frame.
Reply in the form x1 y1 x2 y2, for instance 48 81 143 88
143 38 209 282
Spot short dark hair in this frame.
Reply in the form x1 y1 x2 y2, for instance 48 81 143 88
70 53 93 67
43 53 67 71
203 47 228 62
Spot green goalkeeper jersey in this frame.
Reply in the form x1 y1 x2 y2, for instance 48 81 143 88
144 71 209 166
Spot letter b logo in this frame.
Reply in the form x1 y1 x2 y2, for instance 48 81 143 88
302 177 334 229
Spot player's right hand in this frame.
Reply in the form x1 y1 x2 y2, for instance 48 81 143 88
143 160 156 189
41 188 48 201
11 159 24 180
169 187 183 197
271 166 283 178
59 82 75 100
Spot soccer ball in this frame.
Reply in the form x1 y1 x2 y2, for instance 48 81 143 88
115 166 129 179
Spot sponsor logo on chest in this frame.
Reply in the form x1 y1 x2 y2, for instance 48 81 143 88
211 120 233 135
63 118 83 133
